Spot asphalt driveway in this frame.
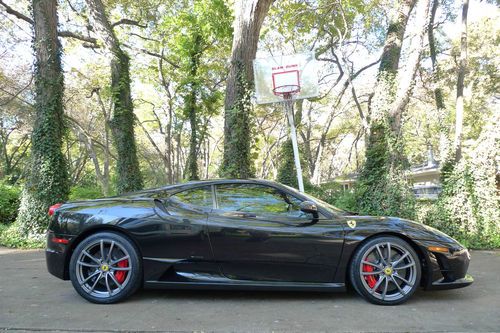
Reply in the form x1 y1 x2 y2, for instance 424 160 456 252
0 247 498 333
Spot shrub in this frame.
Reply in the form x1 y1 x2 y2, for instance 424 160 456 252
309 182 359 213
332 190 358 212
69 186 103 200
0 223 44 249
417 113 499 249
0 183 21 225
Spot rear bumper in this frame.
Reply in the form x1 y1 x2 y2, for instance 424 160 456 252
46 248 67 280
46 231 72 280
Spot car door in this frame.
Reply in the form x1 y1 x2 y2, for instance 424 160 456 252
140 185 218 281
206 183 345 283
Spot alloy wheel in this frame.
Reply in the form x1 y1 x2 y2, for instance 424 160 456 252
359 241 418 302
75 239 132 299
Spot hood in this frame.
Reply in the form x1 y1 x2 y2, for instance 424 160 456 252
347 215 463 247
392 216 463 247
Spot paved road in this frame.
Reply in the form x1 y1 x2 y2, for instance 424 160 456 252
0 248 498 333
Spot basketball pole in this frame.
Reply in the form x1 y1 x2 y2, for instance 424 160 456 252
284 95 305 193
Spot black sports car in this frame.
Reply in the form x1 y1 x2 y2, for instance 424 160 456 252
46 179 473 305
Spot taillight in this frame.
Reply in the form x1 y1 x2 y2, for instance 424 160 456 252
48 203 63 216
51 237 69 244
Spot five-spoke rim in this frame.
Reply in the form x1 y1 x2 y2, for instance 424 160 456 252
359 242 417 301
76 239 132 298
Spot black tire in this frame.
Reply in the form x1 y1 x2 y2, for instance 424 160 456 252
349 236 421 305
69 231 142 304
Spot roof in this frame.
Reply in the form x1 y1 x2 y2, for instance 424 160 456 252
130 178 284 196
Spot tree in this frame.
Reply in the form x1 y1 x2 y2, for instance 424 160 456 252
16 0 69 237
452 0 469 162
356 0 424 217
165 0 232 181
427 0 451 163
0 68 33 182
86 0 143 193
220 0 274 178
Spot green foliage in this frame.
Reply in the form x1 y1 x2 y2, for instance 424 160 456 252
276 138 311 189
16 0 70 239
69 186 103 200
110 50 144 194
305 182 358 213
331 190 358 212
220 61 256 179
157 0 232 181
418 115 500 249
0 183 20 225
0 223 44 249
267 0 384 52
356 120 415 218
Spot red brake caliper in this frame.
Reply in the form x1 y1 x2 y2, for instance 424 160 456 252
363 261 378 289
114 259 129 284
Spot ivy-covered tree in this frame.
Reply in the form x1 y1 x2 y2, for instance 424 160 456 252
276 139 311 189
86 0 143 193
16 0 69 237
356 0 426 218
220 0 274 179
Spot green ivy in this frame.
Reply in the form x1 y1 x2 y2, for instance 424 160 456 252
110 49 143 193
220 61 255 179
276 138 311 189
356 74 415 219
418 115 500 249
15 1 70 240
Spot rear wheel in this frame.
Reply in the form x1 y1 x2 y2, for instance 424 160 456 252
349 236 421 305
69 232 141 304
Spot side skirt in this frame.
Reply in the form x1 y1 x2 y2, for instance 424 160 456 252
144 280 346 292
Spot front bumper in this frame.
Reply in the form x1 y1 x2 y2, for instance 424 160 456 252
420 244 473 290
427 274 474 290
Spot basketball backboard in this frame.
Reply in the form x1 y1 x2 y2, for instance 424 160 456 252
253 52 319 104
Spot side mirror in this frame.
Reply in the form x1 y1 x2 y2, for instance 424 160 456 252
153 198 170 216
300 201 319 218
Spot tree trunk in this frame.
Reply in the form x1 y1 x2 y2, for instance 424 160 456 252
364 0 417 176
185 33 202 181
428 0 449 162
357 0 418 217
220 0 274 178
378 0 417 76
454 0 469 162
16 0 69 237
86 0 143 193
95 89 111 195
392 0 431 126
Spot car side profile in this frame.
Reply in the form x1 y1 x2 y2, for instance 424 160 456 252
46 179 473 305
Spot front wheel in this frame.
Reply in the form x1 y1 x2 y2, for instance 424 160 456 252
69 232 142 304
349 236 421 305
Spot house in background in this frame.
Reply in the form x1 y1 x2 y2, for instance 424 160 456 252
335 148 442 200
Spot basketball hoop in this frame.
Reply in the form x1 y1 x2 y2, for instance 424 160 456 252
272 84 301 100
253 52 320 192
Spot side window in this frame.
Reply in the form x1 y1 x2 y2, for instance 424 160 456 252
215 184 311 219
170 186 213 209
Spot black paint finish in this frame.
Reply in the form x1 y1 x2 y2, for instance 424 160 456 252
46 179 473 293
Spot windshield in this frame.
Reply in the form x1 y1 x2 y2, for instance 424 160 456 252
279 183 349 216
